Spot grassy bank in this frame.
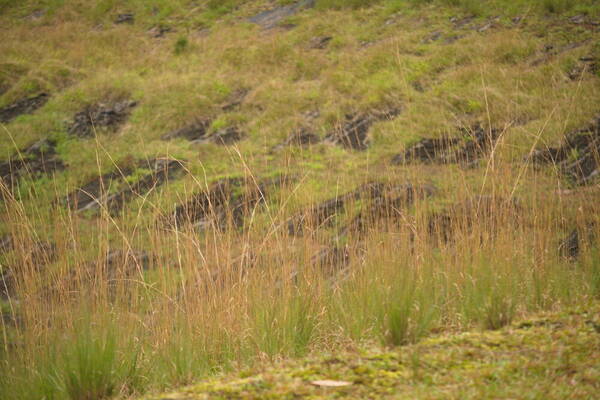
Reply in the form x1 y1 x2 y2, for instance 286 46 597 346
146 303 600 399
1 0 599 399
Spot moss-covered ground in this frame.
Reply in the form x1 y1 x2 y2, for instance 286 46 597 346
146 303 600 399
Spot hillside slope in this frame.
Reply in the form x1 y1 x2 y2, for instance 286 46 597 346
1 1 600 399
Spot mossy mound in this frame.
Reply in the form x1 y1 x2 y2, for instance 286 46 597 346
146 304 600 399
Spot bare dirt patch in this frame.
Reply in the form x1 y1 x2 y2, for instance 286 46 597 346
64 158 185 214
325 109 401 151
162 119 211 142
392 124 502 166
427 195 520 245
68 100 137 138
531 115 600 185
0 93 49 124
165 175 295 230
248 0 315 29
0 138 65 192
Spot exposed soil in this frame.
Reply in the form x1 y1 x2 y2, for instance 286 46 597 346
166 175 295 230
248 0 315 29
65 158 185 214
63 164 137 212
568 56 599 81
161 90 248 142
530 40 590 67
148 25 173 38
87 249 155 279
531 115 600 185
273 127 320 151
68 100 137 138
309 36 332 49
0 93 49 124
115 13 134 24
325 108 401 151
51 249 157 301
162 119 210 142
392 124 501 166
0 138 65 192
205 127 245 145
287 181 407 236
340 183 437 236
450 15 475 29
311 245 351 276
427 195 520 245
559 223 596 259
569 14 600 31
105 158 185 215
422 16 498 45
0 240 57 300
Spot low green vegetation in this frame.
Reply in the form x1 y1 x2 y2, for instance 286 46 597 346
147 304 600 399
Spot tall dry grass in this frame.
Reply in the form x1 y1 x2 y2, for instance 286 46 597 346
0 125 599 399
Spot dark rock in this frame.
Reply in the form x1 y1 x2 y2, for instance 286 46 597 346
450 15 475 29
105 158 185 215
392 137 460 164
325 108 400 151
444 34 464 44
287 181 393 236
64 158 184 215
531 40 590 67
422 31 442 44
0 84 9 97
530 115 600 185
0 138 65 192
148 25 172 38
477 22 493 33
1 240 58 299
341 183 437 236
559 223 596 259
274 127 320 151
559 229 580 259
249 0 315 29
166 175 294 230
309 36 333 49
102 249 154 274
207 127 245 145
168 177 244 229
287 196 346 236
0 93 49 124
311 245 350 276
392 124 501 166
162 119 210 142
427 196 520 245
570 15 585 25
68 100 137 138
568 56 599 81
63 163 137 212
115 13 134 24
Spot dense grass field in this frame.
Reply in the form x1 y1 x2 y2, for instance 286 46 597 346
1 0 599 398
